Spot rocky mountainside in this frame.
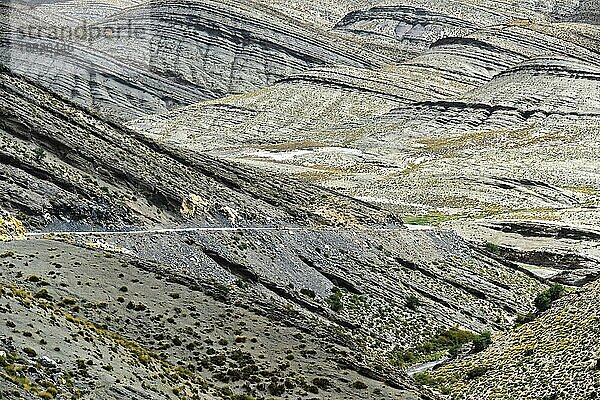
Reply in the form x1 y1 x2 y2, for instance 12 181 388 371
1 0 599 399
1 0 406 120
0 67 551 399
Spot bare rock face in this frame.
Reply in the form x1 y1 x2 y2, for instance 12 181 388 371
91 0 400 94
0 0 408 121
334 5 479 54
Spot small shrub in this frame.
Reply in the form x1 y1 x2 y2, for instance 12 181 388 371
406 294 421 310
326 287 343 312
484 242 501 254
390 349 416 367
34 288 52 300
306 384 319 394
300 288 316 299
466 366 488 379
34 148 46 163
268 382 285 396
60 297 77 306
312 377 330 389
534 284 565 312
472 331 492 353
23 347 37 357
413 372 438 387
351 380 368 390
515 313 535 325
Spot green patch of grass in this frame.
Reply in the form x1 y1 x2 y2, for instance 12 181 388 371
390 327 478 367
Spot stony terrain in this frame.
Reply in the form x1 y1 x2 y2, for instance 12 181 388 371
1 0 599 399
0 66 552 399
420 280 600 399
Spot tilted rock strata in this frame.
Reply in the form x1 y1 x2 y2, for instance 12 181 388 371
0 68 393 229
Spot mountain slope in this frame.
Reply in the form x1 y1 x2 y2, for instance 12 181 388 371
422 280 600 399
0 66 550 399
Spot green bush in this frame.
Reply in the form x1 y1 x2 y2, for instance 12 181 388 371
466 366 488 379
34 288 52 300
23 347 37 357
34 148 46 163
515 313 535 325
390 327 478 367
472 331 492 353
312 377 330 389
484 242 501 254
413 372 438 386
406 294 421 310
351 380 368 389
326 287 343 312
534 284 565 312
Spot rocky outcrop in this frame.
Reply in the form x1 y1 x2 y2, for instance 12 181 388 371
335 5 479 54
